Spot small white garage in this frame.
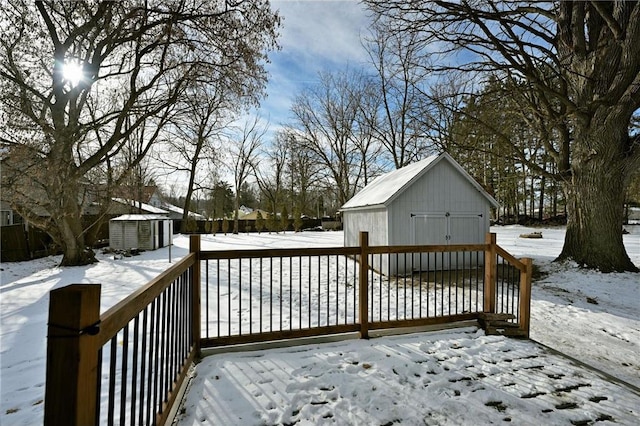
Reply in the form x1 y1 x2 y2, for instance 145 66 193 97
109 214 172 251
341 152 499 274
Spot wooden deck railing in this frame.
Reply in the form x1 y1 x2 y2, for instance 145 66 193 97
44 238 200 426
44 232 531 426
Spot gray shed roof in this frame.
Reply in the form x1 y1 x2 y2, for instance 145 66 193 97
341 152 499 211
110 214 170 221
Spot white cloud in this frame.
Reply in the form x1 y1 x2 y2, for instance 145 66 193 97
258 1 372 126
274 0 370 68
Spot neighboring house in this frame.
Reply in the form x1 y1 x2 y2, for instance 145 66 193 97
110 198 170 216
160 203 205 221
112 186 204 220
238 209 270 220
341 152 499 274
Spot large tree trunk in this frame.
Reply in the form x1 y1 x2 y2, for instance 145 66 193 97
55 186 97 266
558 114 638 272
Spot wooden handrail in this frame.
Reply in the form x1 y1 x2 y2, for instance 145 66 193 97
495 245 526 271
200 246 360 260
367 243 487 254
99 253 196 346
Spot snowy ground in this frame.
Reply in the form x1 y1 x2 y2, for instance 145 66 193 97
1 225 638 425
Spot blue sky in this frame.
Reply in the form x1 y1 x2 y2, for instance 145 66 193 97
161 1 373 193
254 0 372 128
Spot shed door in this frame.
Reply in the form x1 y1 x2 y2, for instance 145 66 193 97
411 212 484 271
123 221 138 249
412 212 484 245
412 214 447 245
158 220 165 248
448 214 484 244
138 221 152 249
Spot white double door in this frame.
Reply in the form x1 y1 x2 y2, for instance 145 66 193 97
410 212 484 270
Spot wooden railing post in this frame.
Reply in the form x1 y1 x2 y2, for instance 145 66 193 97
44 284 101 426
190 235 201 357
484 233 497 313
359 231 369 339
519 257 533 338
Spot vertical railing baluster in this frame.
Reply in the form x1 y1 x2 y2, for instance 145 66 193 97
326 255 330 326
384 253 388 321
317 256 321 327
239 259 242 335
270 257 273 332
205 260 209 338
249 259 253 334
448 251 452 316
168 284 175 396
138 308 147 426
335 255 339 326
419 251 423 318
280 257 283 331
299 255 303 329
152 295 161 421
426 251 430 317
290 256 293 331
308 256 311 328
228 259 231 336
352 255 356 324
120 325 128 426
439 251 444 316
130 316 140 424
108 337 117 426
146 301 155 426
159 290 167 410
455 252 459 315
260 258 263 333
95 347 102 426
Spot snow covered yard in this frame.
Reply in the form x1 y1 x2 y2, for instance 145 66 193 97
1 225 638 425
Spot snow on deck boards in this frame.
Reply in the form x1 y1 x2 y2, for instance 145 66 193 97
175 327 640 425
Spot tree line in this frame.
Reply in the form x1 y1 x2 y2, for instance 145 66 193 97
1 1 638 272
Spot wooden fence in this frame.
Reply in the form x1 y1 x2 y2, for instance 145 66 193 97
0 223 53 262
44 232 531 426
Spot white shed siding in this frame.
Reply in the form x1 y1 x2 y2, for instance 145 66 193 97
343 208 388 247
388 160 489 246
341 153 498 275
109 215 172 251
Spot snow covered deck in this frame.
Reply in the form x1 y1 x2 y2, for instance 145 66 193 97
176 327 640 425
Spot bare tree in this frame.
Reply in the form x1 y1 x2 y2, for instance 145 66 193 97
161 81 232 230
365 1 640 271
362 20 434 168
254 129 288 216
279 128 321 217
289 69 375 209
227 116 265 233
0 1 280 265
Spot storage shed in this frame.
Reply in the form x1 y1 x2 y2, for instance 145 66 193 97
341 153 499 274
109 215 172 251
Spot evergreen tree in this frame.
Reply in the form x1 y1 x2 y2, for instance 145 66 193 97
280 206 289 232
255 211 265 234
266 212 277 234
293 207 304 232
